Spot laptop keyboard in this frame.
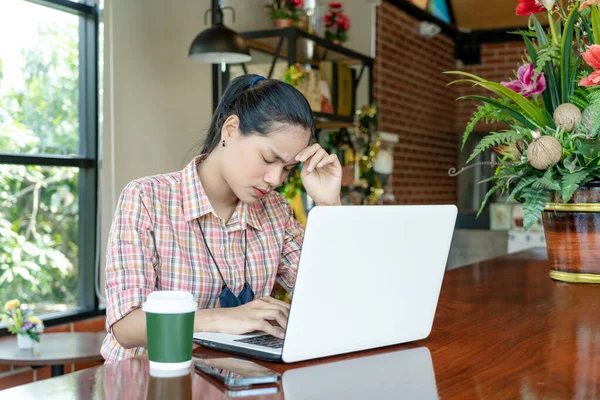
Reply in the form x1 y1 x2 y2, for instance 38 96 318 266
234 335 284 349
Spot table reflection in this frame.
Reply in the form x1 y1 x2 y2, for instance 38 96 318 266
282 347 438 400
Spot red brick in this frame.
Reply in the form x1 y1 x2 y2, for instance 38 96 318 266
0 369 34 390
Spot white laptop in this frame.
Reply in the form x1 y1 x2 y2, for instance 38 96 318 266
194 205 457 363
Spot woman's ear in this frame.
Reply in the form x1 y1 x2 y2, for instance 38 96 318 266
221 115 241 142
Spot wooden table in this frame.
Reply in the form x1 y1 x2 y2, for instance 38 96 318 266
0 332 106 377
2 249 600 398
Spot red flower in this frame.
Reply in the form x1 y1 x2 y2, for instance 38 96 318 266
289 0 304 7
337 13 350 30
329 2 342 9
516 0 545 16
324 14 333 27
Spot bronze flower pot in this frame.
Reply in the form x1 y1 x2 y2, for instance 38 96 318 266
542 182 600 283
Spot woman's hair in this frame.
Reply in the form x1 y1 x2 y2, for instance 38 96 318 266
201 74 315 154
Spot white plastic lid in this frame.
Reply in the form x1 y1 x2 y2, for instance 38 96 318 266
142 291 198 314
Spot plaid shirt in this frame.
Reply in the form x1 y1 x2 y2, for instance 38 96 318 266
101 155 304 362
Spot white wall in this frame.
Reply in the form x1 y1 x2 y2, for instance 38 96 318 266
98 0 377 298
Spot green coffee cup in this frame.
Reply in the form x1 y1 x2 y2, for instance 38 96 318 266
142 291 197 372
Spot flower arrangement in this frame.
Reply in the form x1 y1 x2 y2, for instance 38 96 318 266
324 2 351 43
1 299 44 342
283 63 306 86
446 0 600 230
265 0 304 23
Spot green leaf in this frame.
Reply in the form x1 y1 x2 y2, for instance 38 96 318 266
523 34 554 115
532 16 561 106
458 100 504 150
569 57 581 101
445 73 549 128
563 153 580 172
561 170 588 202
459 95 538 130
561 8 579 103
592 6 600 45
477 182 503 218
509 175 539 200
532 16 549 46
581 15 595 45
467 130 523 163
522 188 546 231
533 168 561 191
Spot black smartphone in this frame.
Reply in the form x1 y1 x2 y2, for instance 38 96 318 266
194 357 280 389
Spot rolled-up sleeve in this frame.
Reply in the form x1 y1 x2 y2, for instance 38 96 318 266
276 203 304 292
102 182 156 362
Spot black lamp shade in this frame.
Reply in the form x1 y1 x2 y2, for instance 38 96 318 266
188 24 251 64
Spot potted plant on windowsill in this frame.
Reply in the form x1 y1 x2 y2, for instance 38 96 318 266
446 0 600 283
1 299 44 349
265 0 304 28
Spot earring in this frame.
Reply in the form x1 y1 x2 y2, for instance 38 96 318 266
222 140 226 147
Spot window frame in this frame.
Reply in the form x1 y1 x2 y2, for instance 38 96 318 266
0 0 104 336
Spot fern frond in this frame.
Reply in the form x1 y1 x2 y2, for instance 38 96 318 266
522 188 547 230
532 168 561 191
508 175 538 200
533 43 560 76
461 101 505 150
467 130 524 163
477 182 503 217
561 170 589 202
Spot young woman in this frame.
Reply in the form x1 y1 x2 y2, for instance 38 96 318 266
101 75 342 362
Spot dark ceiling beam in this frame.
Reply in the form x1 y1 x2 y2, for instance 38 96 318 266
385 0 460 40
445 0 457 27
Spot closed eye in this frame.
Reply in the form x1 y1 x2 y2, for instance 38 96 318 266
263 157 275 164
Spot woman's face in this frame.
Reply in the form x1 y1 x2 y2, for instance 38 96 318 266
219 116 311 204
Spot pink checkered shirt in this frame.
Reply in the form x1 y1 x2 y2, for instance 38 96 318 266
101 155 304 362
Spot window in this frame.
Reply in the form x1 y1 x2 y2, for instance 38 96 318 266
0 0 99 320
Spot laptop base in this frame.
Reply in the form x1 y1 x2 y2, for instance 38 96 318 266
193 338 284 363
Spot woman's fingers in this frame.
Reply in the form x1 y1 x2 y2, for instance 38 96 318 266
317 153 340 169
305 149 329 172
295 143 321 163
260 296 290 310
259 308 288 330
257 320 285 339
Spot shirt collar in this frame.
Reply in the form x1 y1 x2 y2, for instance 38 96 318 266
181 155 263 231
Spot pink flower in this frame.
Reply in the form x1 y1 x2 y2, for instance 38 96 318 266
582 44 600 69
289 0 303 7
501 63 546 98
579 71 600 86
579 45 600 87
579 0 600 11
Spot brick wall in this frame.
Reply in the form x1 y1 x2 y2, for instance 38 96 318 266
375 2 527 204
0 316 106 391
375 1 458 204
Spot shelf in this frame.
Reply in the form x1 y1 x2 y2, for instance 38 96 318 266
315 120 354 130
240 27 374 66
313 112 353 123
